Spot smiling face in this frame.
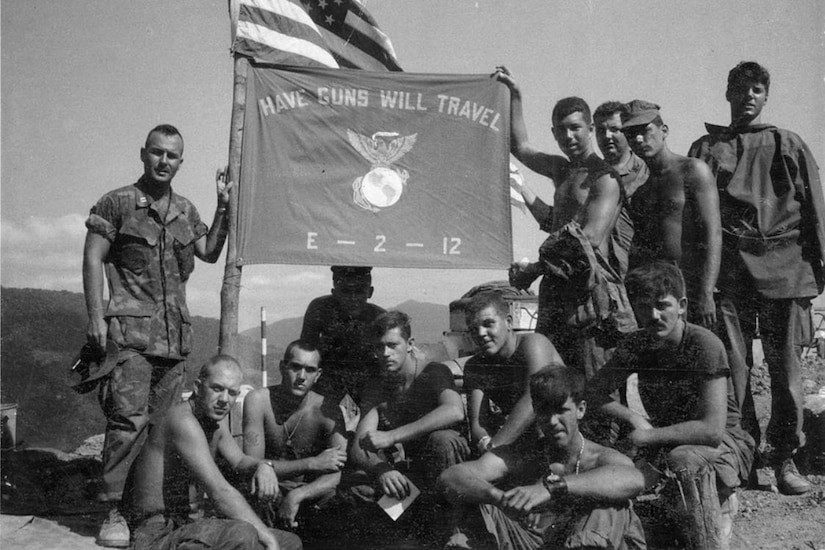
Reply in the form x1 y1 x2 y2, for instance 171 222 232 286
193 361 243 422
727 80 768 126
140 131 184 186
467 305 513 357
535 395 586 451
281 347 321 398
630 293 686 345
552 111 593 160
595 112 629 163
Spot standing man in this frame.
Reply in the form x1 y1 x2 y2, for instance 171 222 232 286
688 61 825 495
120 355 301 550
587 262 754 549
619 99 722 328
463 291 563 454
494 67 636 377
593 101 650 278
242 340 348 541
350 311 470 547
439 366 647 550
300 266 385 416
83 124 232 547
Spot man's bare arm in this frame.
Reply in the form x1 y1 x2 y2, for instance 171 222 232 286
492 66 567 182
439 451 511 506
499 447 645 516
576 172 622 251
489 334 563 448
627 376 728 449
193 168 232 263
83 232 111 351
171 414 280 550
362 388 464 450
685 159 721 327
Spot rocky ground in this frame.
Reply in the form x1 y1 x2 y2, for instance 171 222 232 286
2 351 824 549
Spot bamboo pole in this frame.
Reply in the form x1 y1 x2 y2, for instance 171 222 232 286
219 55 248 357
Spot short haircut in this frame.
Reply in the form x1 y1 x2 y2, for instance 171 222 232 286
727 61 770 95
593 100 626 123
624 261 686 302
552 96 592 126
464 290 509 322
530 364 586 410
283 339 320 363
373 310 412 340
145 124 183 149
198 354 242 382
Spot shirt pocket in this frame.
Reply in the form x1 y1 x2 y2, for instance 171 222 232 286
107 303 154 352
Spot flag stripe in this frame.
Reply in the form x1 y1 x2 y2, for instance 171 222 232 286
232 0 400 71
344 9 397 59
236 0 340 67
237 20 339 67
320 27 393 72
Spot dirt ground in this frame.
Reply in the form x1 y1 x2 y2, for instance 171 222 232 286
720 351 825 550
2 348 824 550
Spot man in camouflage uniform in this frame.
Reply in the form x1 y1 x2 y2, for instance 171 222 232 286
83 124 232 547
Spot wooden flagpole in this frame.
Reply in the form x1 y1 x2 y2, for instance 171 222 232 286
218 54 248 357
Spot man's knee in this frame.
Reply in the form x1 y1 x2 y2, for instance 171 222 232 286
666 444 721 474
425 430 469 464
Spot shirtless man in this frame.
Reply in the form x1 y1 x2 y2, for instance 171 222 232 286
242 340 348 539
494 66 635 376
463 291 564 454
439 366 646 550
120 355 301 550
593 101 650 278
620 100 721 327
350 311 469 546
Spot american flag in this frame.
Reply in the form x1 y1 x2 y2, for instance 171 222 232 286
230 0 401 71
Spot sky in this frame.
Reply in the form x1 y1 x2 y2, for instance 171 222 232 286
2 0 824 332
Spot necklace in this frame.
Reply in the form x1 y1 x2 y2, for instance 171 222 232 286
282 410 305 449
573 432 584 475
547 431 585 475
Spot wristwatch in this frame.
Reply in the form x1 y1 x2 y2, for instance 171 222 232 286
542 473 568 497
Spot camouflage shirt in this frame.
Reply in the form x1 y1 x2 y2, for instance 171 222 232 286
86 178 208 359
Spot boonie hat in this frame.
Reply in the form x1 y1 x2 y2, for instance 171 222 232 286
621 99 661 128
68 340 119 394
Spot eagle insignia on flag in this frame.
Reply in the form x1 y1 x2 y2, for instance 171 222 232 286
347 130 416 212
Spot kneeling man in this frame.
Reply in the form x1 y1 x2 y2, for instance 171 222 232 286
242 340 348 539
350 311 470 545
440 365 646 550
120 355 301 550
588 262 754 549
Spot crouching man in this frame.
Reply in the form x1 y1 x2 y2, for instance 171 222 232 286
120 355 302 550
439 366 647 550
242 340 348 543
587 262 754 549
349 311 470 547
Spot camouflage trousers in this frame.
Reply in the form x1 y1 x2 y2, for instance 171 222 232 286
97 351 184 501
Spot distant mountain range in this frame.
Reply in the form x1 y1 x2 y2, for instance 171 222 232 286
0 287 449 451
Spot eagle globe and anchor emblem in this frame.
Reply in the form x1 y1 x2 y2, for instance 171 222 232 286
347 129 417 212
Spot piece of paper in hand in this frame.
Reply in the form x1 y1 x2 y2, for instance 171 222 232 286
377 479 420 521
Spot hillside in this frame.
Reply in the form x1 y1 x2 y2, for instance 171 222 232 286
0 287 257 451
0 288 450 451
240 298 449 362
